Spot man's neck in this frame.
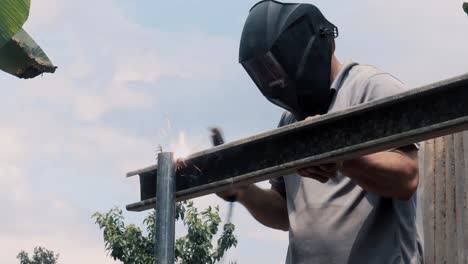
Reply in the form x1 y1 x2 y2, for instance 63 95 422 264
330 55 342 83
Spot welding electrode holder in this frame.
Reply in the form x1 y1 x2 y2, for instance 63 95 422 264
210 127 237 203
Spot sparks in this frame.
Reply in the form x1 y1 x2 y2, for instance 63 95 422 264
172 131 192 160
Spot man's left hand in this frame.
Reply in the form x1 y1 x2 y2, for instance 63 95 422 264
297 115 340 183
297 163 339 183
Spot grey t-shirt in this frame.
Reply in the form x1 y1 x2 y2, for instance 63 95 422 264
271 61 424 264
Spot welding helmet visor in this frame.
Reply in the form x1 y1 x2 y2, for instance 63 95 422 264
242 51 297 111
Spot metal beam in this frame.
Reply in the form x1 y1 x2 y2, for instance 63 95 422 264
127 73 468 212
155 152 176 264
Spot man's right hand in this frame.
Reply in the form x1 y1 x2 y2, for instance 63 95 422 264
216 185 249 202
209 128 288 230
216 184 289 231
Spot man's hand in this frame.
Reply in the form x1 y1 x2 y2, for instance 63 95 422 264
297 115 341 183
217 184 290 230
297 163 339 183
216 185 249 202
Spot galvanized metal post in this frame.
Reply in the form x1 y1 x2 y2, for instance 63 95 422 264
155 152 176 264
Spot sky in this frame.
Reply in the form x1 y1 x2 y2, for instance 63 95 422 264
1 0 467 263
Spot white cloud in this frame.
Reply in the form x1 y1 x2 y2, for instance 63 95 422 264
66 56 97 80
0 156 117 263
26 0 64 30
17 73 155 122
72 84 154 122
0 166 29 203
0 1 168 261
0 234 116 264
0 128 26 162
0 129 30 203
112 54 167 84
66 124 155 173
20 0 239 124
360 0 468 83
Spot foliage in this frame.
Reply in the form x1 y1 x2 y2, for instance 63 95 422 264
0 0 56 79
16 247 59 264
0 0 30 47
93 201 237 264
0 29 57 79
464 2 468 15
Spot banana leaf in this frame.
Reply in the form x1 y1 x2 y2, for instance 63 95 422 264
0 28 56 79
464 2 468 15
0 0 30 48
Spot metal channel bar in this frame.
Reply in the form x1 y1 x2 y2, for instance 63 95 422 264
155 152 176 264
127 73 468 212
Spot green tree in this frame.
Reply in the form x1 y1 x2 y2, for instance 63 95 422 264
93 201 237 264
16 247 59 264
464 2 468 15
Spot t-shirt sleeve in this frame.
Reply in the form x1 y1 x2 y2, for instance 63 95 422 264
358 73 407 104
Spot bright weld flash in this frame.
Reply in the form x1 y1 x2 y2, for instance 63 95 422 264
173 131 191 160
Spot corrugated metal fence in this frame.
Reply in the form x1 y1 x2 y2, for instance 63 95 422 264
420 132 468 263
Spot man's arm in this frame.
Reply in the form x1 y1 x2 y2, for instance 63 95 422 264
342 147 419 200
217 184 289 231
298 147 419 200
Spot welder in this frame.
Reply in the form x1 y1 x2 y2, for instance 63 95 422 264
217 1 423 263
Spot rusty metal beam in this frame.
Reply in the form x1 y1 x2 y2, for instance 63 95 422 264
127 73 468 212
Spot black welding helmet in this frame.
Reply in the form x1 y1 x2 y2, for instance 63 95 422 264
239 0 338 120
